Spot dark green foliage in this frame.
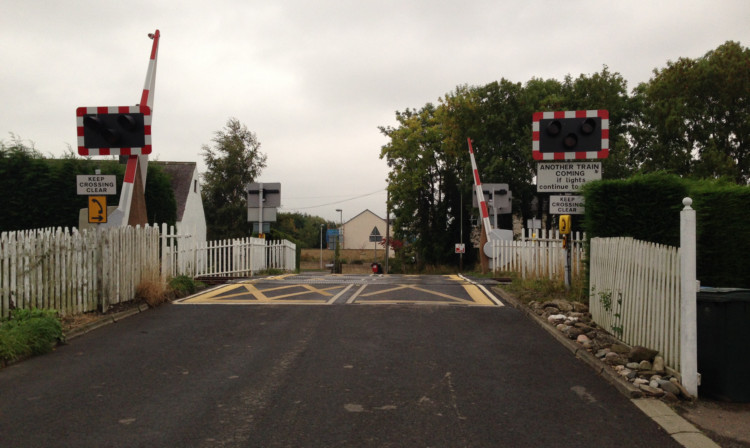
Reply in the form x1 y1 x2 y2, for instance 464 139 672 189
0 308 63 363
582 173 688 247
583 173 750 288
201 118 267 240
380 67 636 266
0 138 176 231
168 275 205 297
145 164 177 227
632 41 750 183
691 184 750 288
273 212 331 249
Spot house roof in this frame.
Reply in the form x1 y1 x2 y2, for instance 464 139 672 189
344 209 385 225
153 161 196 221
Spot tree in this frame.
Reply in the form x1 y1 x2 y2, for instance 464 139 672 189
201 118 267 240
274 212 332 248
380 104 456 266
380 68 636 266
632 41 750 183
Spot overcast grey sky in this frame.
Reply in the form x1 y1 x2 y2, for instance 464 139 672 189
2 1 749 223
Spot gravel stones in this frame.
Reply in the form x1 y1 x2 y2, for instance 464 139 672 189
530 297 694 402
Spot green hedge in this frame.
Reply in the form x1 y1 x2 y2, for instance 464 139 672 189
0 148 176 232
691 183 750 287
582 173 749 288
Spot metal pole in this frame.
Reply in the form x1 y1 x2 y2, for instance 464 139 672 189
460 187 463 272
320 224 324 269
336 209 343 248
492 190 498 232
385 188 390 274
563 235 571 289
258 182 263 237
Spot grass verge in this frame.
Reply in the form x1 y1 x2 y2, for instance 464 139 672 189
0 308 63 365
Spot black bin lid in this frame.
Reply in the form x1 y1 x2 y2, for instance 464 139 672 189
697 287 750 302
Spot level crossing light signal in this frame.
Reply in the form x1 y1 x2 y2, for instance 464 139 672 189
532 110 608 160
76 105 152 156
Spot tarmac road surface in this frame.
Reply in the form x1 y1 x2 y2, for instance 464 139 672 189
0 275 681 447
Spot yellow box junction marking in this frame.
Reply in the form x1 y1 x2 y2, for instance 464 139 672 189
179 281 345 305
350 275 496 306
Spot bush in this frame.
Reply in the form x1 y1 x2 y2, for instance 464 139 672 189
0 308 63 363
168 275 206 298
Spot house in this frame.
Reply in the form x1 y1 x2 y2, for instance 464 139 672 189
341 209 390 250
155 161 207 244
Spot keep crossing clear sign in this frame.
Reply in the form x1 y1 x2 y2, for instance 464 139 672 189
550 195 585 214
77 175 117 195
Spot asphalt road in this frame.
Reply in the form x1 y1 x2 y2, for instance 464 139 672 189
0 275 681 447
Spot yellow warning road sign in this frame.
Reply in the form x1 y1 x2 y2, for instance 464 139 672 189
88 196 107 223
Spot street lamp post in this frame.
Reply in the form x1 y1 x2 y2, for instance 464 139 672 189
335 209 343 249
319 224 324 270
334 209 343 274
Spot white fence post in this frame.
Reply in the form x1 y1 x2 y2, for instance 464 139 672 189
680 197 699 397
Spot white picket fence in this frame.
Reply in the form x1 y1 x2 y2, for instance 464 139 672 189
489 229 585 281
588 237 682 370
0 226 160 317
160 224 296 279
1 224 297 318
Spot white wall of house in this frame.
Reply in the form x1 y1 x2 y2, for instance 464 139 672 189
342 209 390 250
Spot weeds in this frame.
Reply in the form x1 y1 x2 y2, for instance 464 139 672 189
594 288 624 338
0 308 63 364
168 275 205 298
136 279 170 307
501 273 587 305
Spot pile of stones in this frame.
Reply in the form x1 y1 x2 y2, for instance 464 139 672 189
527 298 693 402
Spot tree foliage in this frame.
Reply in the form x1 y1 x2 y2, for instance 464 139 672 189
201 118 267 240
380 41 750 266
381 68 634 266
632 41 750 183
273 212 334 248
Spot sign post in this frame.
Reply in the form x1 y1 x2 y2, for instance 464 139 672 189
369 227 382 262
559 215 572 289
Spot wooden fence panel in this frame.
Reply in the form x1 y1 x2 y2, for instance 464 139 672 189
489 230 584 281
1 225 295 318
589 237 681 370
0 226 160 317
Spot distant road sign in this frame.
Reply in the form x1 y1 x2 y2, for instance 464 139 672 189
455 243 465 254
550 195 585 215
536 161 601 193
77 175 117 195
369 227 382 243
